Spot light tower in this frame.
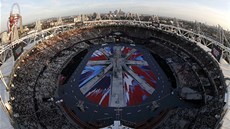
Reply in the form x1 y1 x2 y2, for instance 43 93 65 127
35 20 42 31
173 18 179 27
57 17 63 26
150 15 160 27
194 21 201 34
218 25 230 63
218 25 229 47
95 13 101 20
153 15 160 23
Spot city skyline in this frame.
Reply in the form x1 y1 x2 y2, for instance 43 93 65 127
1 0 230 32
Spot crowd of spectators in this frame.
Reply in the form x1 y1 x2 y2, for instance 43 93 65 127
9 28 102 128
7 23 226 129
144 28 225 128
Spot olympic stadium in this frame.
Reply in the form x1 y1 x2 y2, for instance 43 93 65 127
1 4 230 129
